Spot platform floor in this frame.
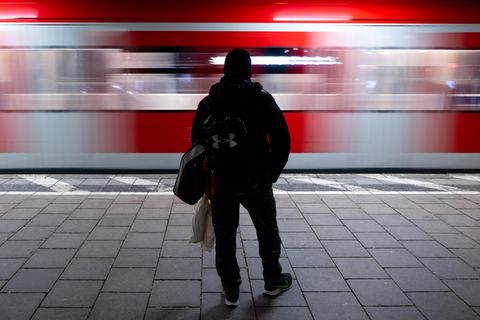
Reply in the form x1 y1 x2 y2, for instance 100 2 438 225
1 173 480 320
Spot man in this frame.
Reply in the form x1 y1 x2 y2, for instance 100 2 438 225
191 49 291 307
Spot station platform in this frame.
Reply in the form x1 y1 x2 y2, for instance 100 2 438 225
1 173 480 320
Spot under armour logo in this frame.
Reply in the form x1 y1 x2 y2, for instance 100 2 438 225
212 133 237 149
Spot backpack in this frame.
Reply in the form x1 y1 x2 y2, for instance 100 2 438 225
202 96 255 198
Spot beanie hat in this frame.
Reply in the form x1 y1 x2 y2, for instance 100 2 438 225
224 49 252 79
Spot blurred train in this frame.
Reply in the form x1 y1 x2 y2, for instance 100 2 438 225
0 0 479 170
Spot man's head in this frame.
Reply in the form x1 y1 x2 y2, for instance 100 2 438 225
224 49 252 80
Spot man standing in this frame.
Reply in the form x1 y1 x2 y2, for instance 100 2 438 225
191 49 291 307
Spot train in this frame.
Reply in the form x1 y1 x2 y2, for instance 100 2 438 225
0 0 479 170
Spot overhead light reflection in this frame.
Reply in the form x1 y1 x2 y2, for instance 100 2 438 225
209 56 342 65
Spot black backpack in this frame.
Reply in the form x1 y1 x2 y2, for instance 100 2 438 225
202 97 255 198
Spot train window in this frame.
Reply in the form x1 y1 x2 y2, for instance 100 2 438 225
0 47 479 111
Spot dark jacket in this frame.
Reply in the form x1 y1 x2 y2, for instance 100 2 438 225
191 76 290 184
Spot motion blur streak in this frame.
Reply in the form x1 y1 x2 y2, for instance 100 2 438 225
0 20 479 169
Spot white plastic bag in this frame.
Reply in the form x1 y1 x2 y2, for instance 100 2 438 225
190 195 215 251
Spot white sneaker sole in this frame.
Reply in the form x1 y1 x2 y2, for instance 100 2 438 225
224 297 239 307
264 286 291 296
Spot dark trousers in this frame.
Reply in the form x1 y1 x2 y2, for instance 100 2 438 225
211 183 282 290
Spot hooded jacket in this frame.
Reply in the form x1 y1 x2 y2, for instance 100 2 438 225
191 76 290 184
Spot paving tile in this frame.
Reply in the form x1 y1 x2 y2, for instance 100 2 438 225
372 214 413 226
17 199 52 209
401 240 455 258
0 220 27 232
386 226 432 240
0 258 26 279
98 215 135 226
422 204 460 214
321 240 370 257
156 257 201 279
387 267 449 292
251 279 306 306
0 293 45 320
28 214 68 226
420 258 480 279
397 208 438 220
256 306 313 320
106 203 141 215
332 208 370 219
431 233 480 249
305 292 369 320
369 249 423 267
79 199 112 209
407 292 480 320
53 195 88 204
277 219 312 232
31 308 89 320
312 226 355 240
285 248 335 267
0 232 10 245
89 292 149 320
348 279 412 306
413 220 458 233
280 232 322 248
348 195 383 204
41 233 87 249
334 257 389 279
114 248 160 268
145 307 199 320
130 220 167 233
61 258 114 280
359 204 397 214
201 292 254 320
405 194 443 204
11 226 56 240
202 268 250 293
41 204 78 214
383 198 419 209
453 249 480 268
304 213 342 226
123 233 164 249
1 208 40 219
1 268 62 292
0 240 42 257
41 280 102 307
343 219 385 232
246 257 293 280
25 249 76 268
440 215 479 227
295 268 350 291
76 241 122 258
165 226 191 240
463 209 480 220
56 220 97 233
137 208 170 220
103 268 155 292
323 198 358 209
113 194 146 203
297 203 332 214
442 199 479 209
160 240 201 257
240 225 257 240
169 214 194 226
365 307 426 320
457 227 480 241
69 208 105 220
87 226 129 240
149 280 200 307
276 207 304 219
443 280 480 306
170 203 194 214
354 232 403 248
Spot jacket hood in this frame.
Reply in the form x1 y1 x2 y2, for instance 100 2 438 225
209 77 263 101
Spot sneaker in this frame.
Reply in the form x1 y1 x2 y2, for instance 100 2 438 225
264 273 293 296
223 288 239 307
